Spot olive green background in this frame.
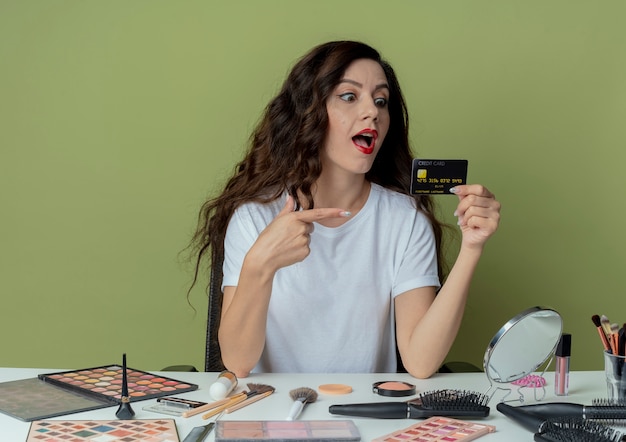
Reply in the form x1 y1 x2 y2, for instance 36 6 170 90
1 1 625 373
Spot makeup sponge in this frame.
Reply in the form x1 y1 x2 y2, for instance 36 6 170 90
209 370 238 400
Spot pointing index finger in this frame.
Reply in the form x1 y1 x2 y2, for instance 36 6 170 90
295 208 352 223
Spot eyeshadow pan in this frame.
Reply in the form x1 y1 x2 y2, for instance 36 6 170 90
26 418 179 442
372 416 496 442
215 420 360 441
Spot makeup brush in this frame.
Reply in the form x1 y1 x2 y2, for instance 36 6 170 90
286 387 318 420
601 315 612 334
226 386 275 413
202 383 274 420
182 421 216 442
182 411 223 442
611 323 621 356
617 324 626 356
601 315 616 354
329 389 490 419
115 353 135 420
592 315 612 352
182 392 246 418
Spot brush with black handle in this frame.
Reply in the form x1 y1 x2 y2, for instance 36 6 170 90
182 420 217 442
497 402 623 442
115 353 135 420
501 400 626 425
329 389 490 419
534 418 624 442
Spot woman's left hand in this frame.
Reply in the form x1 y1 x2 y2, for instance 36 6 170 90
450 184 501 249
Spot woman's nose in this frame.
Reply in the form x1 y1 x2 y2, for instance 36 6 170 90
360 97 379 120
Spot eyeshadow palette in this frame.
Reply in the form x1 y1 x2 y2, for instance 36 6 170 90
39 365 197 403
215 420 361 441
0 365 197 422
0 378 111 422
372 416 496 442
26 418 179 442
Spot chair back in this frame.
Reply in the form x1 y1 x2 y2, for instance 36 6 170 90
205 252 226 372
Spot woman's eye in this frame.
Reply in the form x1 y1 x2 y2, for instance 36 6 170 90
374 97 388 107
339 92 356 102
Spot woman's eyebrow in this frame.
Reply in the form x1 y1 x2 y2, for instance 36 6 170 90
338 78 390 91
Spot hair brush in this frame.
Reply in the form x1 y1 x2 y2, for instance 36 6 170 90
504 399 626 425
329 389 490 419
498 402 625 441
534 417 624 442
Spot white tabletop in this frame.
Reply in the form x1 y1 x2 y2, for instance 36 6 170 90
0 368 609 441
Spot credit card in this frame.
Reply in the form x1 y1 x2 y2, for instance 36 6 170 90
410 159 468 195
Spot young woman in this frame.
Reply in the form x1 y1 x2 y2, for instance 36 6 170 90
189 41 501 379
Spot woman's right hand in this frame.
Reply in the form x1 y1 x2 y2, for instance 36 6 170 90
249 195 350 272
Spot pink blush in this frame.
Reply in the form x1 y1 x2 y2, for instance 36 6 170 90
372 380 416 397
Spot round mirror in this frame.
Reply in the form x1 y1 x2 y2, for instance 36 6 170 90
483 306 562 384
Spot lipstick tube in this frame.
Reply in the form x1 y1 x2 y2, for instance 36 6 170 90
554 333 571 396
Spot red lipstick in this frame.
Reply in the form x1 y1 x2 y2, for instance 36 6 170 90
352 129 378 155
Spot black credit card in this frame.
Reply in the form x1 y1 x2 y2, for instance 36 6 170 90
410 159 468 195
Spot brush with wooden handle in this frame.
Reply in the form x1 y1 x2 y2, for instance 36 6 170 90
202 383 274 419
181 392 246 418
226 388 275 413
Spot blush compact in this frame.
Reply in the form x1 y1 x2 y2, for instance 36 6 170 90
372 380 416 397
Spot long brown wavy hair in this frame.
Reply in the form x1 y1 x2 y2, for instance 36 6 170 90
187 40 449 293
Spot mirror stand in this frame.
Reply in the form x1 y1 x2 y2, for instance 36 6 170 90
482 306 562 404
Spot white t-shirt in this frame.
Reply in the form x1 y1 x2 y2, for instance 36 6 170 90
222 183 440 373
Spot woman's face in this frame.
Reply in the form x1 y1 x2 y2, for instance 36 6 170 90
322 58 390 176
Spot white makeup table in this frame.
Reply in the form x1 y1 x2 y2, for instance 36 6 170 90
0 368 611 441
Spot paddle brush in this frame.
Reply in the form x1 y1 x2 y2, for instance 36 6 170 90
286 387 318 420
329 389 490 419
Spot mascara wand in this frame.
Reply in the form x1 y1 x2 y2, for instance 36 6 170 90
115 353 135 419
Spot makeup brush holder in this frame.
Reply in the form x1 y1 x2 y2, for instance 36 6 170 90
604 350 626 401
